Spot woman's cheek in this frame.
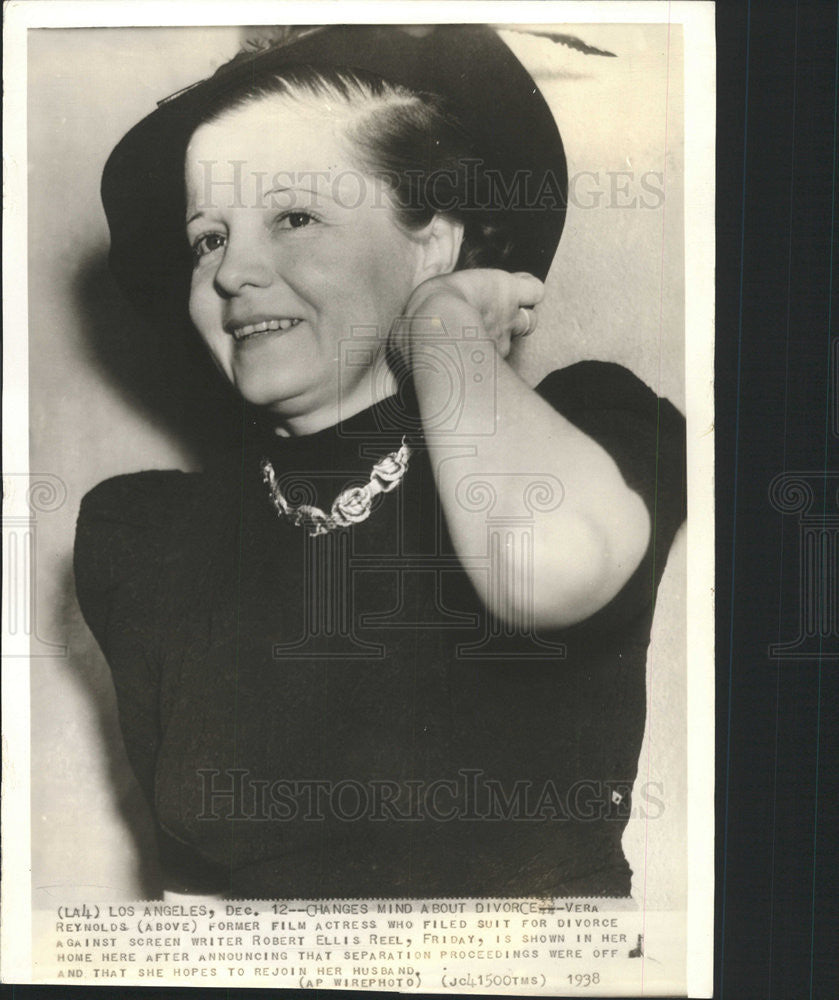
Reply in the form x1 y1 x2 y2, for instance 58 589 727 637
189 281 217 336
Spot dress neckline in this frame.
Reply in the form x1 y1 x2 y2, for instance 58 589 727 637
250 384 422 470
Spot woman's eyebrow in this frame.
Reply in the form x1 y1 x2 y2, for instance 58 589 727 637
262 184 337 205
184 184 337 224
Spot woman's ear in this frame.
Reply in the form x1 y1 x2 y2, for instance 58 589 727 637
412 215 464 284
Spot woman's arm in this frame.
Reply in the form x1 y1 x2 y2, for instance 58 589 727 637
392 271 652 631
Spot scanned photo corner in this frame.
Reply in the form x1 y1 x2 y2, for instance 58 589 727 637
2 1 715 994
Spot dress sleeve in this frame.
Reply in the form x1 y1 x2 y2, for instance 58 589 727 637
535 361 687 632
74 471 189 806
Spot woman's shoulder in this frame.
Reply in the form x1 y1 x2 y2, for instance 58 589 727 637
75 470 203 587
76 463 244 568
535 361 685 463
77 469 203 530
536 360 686 524
535 360 681 418
533 363 686 630
74 469 224 641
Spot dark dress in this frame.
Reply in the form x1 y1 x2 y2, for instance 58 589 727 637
74 362 686 899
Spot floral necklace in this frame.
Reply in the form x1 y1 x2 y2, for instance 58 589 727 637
260 437 412 538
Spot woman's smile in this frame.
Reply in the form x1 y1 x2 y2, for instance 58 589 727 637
226 316 303 342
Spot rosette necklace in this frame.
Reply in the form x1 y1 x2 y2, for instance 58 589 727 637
260 437 412 538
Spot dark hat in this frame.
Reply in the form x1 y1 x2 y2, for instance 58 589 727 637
102 24 567 319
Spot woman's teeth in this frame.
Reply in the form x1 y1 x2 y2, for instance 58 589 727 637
233 318 300 341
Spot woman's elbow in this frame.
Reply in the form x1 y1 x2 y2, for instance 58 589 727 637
487 494 651 631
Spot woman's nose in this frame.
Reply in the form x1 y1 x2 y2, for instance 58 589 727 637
213 233 274 296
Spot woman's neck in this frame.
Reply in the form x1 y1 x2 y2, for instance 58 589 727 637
269 354 399 438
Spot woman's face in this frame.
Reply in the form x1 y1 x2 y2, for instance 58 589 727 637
185 96 426 433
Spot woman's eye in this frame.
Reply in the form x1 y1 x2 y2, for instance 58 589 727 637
276 211 317 231
191 232 226 262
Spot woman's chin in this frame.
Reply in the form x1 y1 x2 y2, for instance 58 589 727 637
231 373 310 413
229 355 319 412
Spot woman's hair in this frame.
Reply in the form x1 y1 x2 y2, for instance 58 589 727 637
196 63 514 271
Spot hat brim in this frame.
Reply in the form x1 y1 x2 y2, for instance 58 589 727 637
102 24 567 319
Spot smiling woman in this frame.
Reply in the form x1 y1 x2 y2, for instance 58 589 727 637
73 24 686 901
184 93 425 427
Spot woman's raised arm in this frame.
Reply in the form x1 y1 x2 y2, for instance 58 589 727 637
391 270 652 631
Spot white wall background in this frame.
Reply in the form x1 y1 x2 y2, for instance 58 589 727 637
27 23 686 908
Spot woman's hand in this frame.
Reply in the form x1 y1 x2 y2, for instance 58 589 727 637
390 269 545 367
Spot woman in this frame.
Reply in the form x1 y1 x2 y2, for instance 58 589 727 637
75 24 686 899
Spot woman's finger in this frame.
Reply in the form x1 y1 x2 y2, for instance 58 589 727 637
511 306 537 338
513 272 546 305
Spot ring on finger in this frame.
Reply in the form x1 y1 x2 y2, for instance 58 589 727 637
513 306 536 338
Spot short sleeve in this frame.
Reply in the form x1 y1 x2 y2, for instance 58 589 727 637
74 471 191 805
535 361 687 632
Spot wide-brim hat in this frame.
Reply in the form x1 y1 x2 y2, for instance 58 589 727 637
102 24 567 320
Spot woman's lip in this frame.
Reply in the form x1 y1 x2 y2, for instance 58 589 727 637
231 318 302 342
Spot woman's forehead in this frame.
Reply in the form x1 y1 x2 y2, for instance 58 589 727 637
185 100 368 209
187 96 355 166
184 103 398 219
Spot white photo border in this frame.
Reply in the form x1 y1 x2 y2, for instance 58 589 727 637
2 2 715 994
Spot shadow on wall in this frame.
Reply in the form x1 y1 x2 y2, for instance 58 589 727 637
73 249 247 466
58 557 163 897
67 253 248 896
